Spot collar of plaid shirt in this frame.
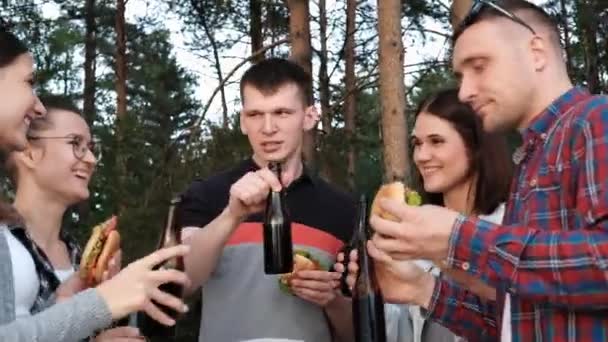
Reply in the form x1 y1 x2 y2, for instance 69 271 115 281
8 222 81 314
512 86 589 166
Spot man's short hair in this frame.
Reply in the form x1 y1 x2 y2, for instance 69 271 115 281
453 0 560 45
240 58 313 106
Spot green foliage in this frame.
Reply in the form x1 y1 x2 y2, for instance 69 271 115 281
0 0 605 340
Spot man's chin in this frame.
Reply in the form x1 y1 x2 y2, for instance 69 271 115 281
482 117 506 133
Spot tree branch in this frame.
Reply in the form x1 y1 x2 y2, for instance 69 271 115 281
180 37 290 144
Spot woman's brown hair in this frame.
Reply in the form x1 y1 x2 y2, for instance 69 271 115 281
412 88 513 215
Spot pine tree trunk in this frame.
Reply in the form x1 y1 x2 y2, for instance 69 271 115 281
317 0 334 182
115 0 128 215
377 0 409 182
250 0 263 63
318 0 331 136
450 0 473 29
83 0 97 125
287 0 316 169
578 0 601 93
191 0 229 127
344 0 357 190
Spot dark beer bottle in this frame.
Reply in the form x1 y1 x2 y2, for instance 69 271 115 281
353 195 387 342
139 196 185 340
263 162 293 274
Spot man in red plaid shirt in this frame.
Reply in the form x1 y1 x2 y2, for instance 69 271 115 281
361 0 608 341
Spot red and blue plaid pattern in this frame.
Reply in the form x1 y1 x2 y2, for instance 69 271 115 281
426 87 608 341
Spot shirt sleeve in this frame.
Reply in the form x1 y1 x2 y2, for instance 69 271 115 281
177 180 221 229
445 103 608 308
424 277 498 341
0 289 112 342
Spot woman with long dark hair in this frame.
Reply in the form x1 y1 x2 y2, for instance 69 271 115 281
337 88 513 342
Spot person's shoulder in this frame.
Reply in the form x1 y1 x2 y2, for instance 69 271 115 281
182 159 254 197
479 203 505 224
313 177 357 209
569 93 608 125
547 91 608 150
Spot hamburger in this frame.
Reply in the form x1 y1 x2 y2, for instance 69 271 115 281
79 216 120 287
278 250 324 294
371 181 422 221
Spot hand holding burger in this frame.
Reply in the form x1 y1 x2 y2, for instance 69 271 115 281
79 216 121 287
279 250 324 293
371 181 422 221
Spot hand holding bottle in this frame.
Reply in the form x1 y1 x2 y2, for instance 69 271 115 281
263 162 293 274
335 245 435 307
226 168 282 221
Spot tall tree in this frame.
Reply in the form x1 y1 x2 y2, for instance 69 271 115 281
115 0 127 119
114 0 128 215
250 0 263 63
287 0 316 168
377 0 409 182
317 0 333 181
450 0 473 29
344 0 357 190
83 0 97 125
576 0 601 93
318 0 331 136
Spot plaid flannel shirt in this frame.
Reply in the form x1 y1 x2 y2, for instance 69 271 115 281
426 87 608 341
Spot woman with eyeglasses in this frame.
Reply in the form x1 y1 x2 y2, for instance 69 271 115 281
0 27 190 342
5 96 141 341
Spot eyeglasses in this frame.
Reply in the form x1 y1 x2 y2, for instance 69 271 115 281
27 135 101 161
456 0 537 38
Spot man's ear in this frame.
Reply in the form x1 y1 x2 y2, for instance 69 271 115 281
303 105 320 131
529 35 549 72
12 145 38 171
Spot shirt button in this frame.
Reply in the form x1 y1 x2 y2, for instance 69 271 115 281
461 262 470 271
529 178 537 187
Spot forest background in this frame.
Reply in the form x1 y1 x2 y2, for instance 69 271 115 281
0 0 606 339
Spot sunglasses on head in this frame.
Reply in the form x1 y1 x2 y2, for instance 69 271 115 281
456 0 536 37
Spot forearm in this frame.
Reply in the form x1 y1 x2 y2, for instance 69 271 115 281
0 289 111 342
449 215 608 307
184 208 241 295
424 277 498 342
324 294 353 342
441 267 496 301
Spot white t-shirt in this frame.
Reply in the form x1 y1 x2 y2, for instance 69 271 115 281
3 229 39 318
55 267 75 283
478 204 510 342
